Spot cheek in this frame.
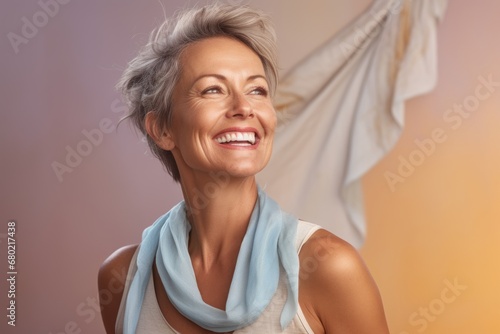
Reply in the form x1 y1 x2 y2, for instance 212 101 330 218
170 102 209 137
170 109 220 159
264 107 278 134
270 112 278 129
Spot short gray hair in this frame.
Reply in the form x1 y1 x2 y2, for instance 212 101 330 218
117 2 279 182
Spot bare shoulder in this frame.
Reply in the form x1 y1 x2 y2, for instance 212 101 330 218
299 229 369 300
299 229 366 281
299 229 389 334
98 244 138 334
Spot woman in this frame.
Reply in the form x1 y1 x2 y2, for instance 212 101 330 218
98 3 390 333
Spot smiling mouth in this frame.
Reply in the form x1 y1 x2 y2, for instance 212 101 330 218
215 132 256 146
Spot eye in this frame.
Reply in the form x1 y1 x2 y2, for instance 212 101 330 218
249 86 269 96
202 86 223 95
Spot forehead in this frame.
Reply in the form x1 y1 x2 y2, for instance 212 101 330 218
178 36 266 77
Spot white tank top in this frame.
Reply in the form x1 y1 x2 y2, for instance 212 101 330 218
116 220 321 334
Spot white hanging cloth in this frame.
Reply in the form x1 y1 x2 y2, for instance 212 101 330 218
257 0 448 247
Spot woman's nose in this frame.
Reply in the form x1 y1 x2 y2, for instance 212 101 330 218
226 92 254 119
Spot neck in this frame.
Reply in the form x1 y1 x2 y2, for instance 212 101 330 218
179 173 259 270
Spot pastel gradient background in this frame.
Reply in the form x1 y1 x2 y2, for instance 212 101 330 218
1 0 499 333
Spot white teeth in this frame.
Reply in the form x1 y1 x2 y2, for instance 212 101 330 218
216 132 256 145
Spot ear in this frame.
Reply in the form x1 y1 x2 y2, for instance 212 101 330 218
145 111 175 151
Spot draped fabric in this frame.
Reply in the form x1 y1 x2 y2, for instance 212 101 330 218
257 0 448 247
123 188 299 333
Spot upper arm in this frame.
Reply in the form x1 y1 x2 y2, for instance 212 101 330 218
97 244 138 334
299 230 389 334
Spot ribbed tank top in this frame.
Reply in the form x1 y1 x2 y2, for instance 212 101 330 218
116 220 321 334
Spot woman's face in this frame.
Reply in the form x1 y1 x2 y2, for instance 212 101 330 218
165 36 277 181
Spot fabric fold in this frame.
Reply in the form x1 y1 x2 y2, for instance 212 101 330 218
258 0 447 247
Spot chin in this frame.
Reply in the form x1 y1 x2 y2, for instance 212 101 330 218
224 163 267 179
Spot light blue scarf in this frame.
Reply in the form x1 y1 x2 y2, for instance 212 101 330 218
123 187 299 333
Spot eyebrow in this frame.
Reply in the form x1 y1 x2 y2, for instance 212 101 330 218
193 74 268 84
